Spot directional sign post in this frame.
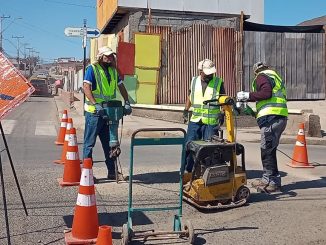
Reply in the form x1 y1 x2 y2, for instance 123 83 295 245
64 21 101 116
64 27 100 38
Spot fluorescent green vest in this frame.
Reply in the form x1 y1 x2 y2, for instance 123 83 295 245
84 64 118 113
190 76 223 125
252 69 288 119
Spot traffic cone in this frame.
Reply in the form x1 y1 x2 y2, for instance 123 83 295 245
64 158 99 244
58 128 81 187
287 123 314 168
96 226 113 245
54 118 73 165
55 110 68 145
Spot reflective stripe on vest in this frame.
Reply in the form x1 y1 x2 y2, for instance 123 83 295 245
190 76 223 125
252 69 288 119
84 64 118 113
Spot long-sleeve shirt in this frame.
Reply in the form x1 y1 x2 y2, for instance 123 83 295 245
248 74 272 102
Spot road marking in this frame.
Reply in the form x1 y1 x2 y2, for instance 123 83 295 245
35 121 57 136
1 120 17 134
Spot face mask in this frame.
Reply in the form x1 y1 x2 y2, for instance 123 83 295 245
203 75 213 83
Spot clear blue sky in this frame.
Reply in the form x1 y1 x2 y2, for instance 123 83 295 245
1 0 325 63
265 0 326 26
1 0 96 63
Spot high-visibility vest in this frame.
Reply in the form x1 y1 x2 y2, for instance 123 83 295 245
84 63 118 113
190 76 223 125
252 69 288 119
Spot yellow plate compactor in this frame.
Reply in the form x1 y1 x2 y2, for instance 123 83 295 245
183 96 250 210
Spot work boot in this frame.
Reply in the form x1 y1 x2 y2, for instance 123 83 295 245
107 172 125 181
251 178 269 188
263 184 281 193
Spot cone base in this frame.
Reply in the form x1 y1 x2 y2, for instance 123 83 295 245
286 163 314 168
64 229 97 244
58 178 80 187
55 141 64 145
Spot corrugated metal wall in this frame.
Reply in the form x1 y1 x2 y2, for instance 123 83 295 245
243 31 325 100
147 24 237 104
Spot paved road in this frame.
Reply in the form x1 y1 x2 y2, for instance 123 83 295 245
0 96 325 244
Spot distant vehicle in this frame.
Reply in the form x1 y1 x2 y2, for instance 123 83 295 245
30 78 51 96
36 73 47 79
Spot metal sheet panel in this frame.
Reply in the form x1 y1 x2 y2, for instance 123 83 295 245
118 0 147 8
147 24 236 104
243 31 325 100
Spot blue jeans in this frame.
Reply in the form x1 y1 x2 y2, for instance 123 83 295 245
83 111 115 174
185 121 217 172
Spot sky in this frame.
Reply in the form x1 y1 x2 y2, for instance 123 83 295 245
1 0 326 63
1 0 96 63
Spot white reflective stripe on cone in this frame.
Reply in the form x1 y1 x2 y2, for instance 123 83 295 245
62 114 68 119
66 123 72 130
64 134 70 141
298 129 304 135
80 169 94 186
60 122 67 127
296 141 305 146
68 134 77 146
76 193 96 207
66 152 79 160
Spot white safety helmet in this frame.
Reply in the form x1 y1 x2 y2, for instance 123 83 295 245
253 61 268 74
96 46 115 61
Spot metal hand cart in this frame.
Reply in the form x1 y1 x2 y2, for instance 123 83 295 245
121 128 195 245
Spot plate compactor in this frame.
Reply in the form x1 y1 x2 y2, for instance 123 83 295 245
183 96 250 210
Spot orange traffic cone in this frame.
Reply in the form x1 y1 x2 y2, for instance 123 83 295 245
58 128 81 187
55 110 68 145
64 158 99 244
287 123 314 168
96 226 113 245
54 118 73 165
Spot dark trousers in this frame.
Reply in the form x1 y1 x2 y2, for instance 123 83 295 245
259 116 287 186
83 111 116 174
185 121 217 172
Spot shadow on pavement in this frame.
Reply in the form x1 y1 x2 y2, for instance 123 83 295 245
132 171 180 184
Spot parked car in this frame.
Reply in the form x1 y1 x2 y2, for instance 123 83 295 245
30 78 51 96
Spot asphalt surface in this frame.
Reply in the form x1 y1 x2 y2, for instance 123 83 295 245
0 96 325 244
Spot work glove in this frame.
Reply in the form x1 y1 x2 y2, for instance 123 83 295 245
236 91 250 102
94 103 104 116
123 101 132 115
183 109 189 124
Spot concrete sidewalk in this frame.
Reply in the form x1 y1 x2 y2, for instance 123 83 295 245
54 94 326 146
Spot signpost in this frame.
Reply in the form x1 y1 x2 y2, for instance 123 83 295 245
64 27 100 38
64 20 101 116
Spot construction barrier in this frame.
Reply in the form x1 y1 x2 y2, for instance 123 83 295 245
287 123 314 168
55 109 68 145
64 158 99 244
58 128 81 187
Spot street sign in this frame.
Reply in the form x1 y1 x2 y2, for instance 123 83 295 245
64 27 83 37
64 27 100 38
87 28 100 38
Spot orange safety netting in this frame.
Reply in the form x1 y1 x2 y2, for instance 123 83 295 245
0 52 35 120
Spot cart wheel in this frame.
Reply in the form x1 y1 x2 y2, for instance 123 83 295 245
184 220 195 244
235 186 250 201
121 223 129 245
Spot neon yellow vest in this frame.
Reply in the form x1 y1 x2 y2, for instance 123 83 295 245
252 69 288 119
190 76 223 125
84 64 118 113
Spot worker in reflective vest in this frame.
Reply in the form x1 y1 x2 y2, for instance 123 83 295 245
237 61 288 192
183 59 225 172
83 46 131 181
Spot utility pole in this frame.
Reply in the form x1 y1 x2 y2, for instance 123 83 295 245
12 35 24 65
26 47 33 76
0 15 10 52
